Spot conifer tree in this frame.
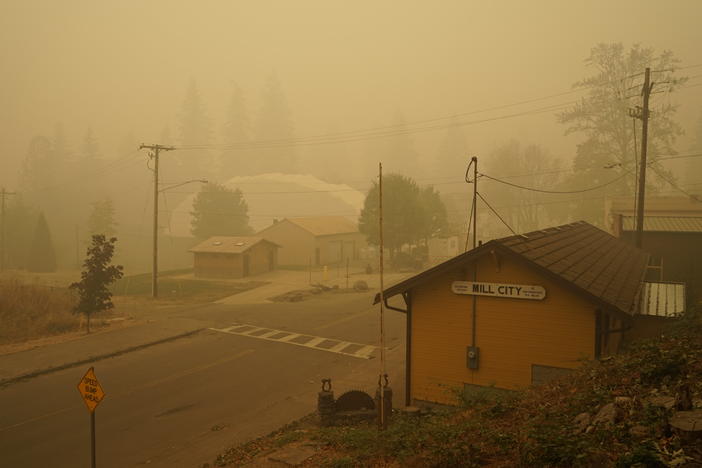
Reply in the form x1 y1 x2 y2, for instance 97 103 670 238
87 198 117 237
26 212 57 273
220 84 251 178
253 73 296 174
177 79 212 179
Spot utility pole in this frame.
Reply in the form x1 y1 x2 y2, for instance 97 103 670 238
632 68 652 248
139 144 175 298
1 187 17 271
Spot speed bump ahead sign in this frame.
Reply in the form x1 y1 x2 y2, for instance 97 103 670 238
77 367 105 412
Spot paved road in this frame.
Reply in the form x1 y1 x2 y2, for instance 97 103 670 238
0 292 406 468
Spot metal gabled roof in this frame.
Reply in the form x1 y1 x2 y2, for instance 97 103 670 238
376 221 650 316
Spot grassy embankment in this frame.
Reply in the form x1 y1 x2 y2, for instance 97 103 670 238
0 268 265 346
213 311 702 467
111 268 266 303
0 278 79 345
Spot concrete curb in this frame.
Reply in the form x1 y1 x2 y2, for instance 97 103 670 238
0 328 205 388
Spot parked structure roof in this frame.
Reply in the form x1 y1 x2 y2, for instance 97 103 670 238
189 236 278 254
377 221 650 316
282 216 358 236
621 216 702 233
639 282 685 317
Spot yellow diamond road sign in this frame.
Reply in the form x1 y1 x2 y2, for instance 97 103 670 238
77 367 105 412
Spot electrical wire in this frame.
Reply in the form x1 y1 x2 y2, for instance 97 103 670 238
177 102 577 151
650 164 702 201
479 171 631 194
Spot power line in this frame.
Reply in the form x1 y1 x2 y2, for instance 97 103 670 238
479 170 631 194
650 164 702 202
177 102 577 151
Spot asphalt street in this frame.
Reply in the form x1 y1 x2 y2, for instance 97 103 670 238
0 292 406 468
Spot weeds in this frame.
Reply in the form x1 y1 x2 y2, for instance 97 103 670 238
0 278 79 344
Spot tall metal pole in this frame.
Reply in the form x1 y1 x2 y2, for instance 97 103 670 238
635 67 651 249
90 411 96 468
378 162 386 430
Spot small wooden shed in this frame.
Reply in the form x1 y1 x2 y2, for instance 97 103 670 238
375 221 654 406
189 236 279 279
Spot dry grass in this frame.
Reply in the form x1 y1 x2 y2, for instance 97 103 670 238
0 278 80 345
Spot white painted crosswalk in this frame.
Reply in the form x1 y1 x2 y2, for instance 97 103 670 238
209 323 378 359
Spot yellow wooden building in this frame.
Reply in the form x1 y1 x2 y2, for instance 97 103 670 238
376 222 652 406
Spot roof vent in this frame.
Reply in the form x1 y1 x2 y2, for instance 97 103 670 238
235 242 245 246
213 241 222 246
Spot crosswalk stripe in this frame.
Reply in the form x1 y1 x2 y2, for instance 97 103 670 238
278 333 301 342
329 341 351 353
304 337 325 348
356 345 376 359
209 323 377 360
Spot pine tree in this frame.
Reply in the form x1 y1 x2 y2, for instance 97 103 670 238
20 136 54 204
26 212 57 273
87 198 117 237
436 118 469 178
253 73 296 174
384 112 419 176
176 79 212 179
220 84 251 179
190 183 252 238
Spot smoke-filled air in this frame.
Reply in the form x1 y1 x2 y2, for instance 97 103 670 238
1 2 702 467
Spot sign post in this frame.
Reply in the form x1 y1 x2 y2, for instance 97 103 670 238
77 367 105 468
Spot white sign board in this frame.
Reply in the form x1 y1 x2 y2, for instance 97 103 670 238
451 281 546 300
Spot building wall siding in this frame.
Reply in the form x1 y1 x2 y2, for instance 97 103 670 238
193 242 276 278
315 233 366 265
258 221 366 266
410 253 596 405
258 221 316 266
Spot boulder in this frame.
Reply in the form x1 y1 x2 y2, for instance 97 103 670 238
573 412 591 434
646 395 676 410
592 403 623 426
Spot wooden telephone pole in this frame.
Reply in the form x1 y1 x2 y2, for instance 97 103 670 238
139 144 175 298
632 68 653 248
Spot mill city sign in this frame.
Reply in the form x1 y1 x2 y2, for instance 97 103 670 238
451 281 546 300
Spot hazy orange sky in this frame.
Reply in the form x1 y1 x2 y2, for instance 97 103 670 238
2 0 701 185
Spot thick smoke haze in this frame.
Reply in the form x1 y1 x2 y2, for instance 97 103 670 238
1 0 701 271
2 1 701 181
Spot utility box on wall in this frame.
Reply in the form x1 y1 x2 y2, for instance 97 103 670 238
467 346 480 369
